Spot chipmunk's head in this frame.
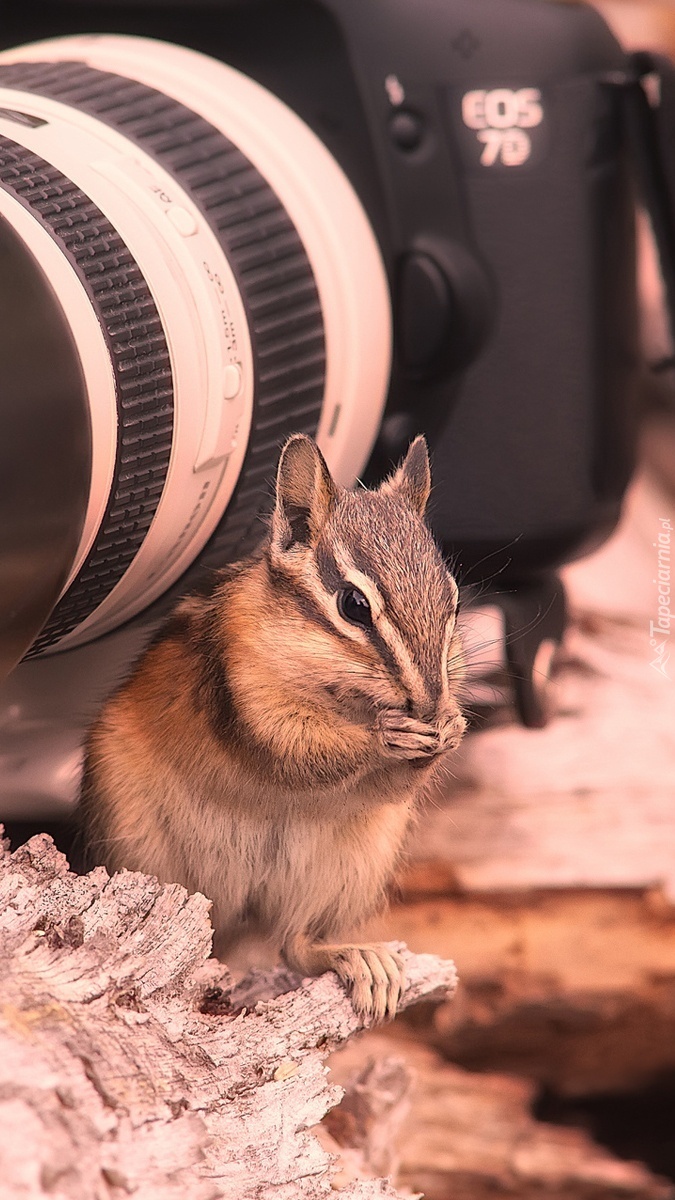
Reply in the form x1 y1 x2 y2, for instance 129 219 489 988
266 435 465 760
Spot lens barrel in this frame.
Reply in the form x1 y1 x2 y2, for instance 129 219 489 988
0 35 391 662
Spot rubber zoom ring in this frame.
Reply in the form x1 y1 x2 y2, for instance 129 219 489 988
0 59 326 572
0 133 174 655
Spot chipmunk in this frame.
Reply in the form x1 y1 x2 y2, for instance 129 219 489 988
79 434 465 1021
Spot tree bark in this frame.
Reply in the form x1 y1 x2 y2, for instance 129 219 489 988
0 829 456 1199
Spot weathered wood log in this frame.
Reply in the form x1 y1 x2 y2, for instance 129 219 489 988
0 830 456 1199
323 1034 675 1200
366 469 675 1096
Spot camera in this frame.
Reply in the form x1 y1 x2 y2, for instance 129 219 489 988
0 0 668 817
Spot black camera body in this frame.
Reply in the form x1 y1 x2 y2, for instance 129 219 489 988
2 0 639 575
197 0 639 576
0 0 658 817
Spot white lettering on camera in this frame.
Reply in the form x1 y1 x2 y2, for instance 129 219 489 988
461 87 543 166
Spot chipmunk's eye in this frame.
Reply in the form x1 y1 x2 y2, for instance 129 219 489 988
337 586 372 629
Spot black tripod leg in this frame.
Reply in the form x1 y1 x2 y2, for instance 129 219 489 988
500 574 567 728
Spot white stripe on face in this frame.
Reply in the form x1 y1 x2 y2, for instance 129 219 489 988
332 540 430 711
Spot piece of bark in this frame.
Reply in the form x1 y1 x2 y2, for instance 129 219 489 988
317 1054 414 1191
323 1035 675 1200
365 470 675 1096
0 830 456 1200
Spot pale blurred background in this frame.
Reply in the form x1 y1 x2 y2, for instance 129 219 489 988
593 0 675 50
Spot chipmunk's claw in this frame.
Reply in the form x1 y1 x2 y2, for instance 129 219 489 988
330 943 406 1022
282 934 406 1022
377 711 442 759
377 709 466 761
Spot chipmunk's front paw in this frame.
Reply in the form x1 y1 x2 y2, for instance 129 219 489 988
282 934 405 1023
377 711 442 760
377 709 466 761
439 710 467 752
329 943 405 1022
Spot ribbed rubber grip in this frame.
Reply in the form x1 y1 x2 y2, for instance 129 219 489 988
0 134 174 654
0 60 326 571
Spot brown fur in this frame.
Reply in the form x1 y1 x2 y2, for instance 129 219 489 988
79 436 465 1020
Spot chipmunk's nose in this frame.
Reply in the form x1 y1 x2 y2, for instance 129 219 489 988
409 696 439 725
411 691 463 732
406 653 446 722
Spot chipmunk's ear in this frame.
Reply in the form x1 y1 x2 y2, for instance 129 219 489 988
271 435 338 553
380 435 431 517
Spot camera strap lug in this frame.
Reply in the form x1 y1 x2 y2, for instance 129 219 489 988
618 53 675 379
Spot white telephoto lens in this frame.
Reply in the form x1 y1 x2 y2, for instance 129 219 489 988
0 34 391 656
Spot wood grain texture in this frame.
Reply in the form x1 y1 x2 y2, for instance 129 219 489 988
0 830 456 1199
